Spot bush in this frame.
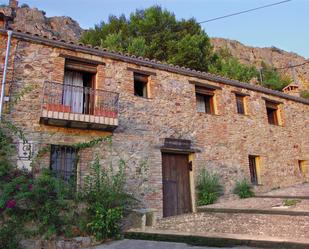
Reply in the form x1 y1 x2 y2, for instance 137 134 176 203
301 90 309 99
0 218 21 249
233 179 255 198
0 166 78 244
196 169 223 206
81 156 134 240
87 203 122 241
0 126 133 243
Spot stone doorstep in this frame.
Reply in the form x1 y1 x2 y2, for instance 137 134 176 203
255 195 309 199
197 206 309 216
125 228 309 249
128 208 158 231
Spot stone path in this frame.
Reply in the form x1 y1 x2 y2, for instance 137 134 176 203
155 212 309 240
155 183 309 240
124 183 309 248
88 239 259 249
257 183 309 197
203 197 309 212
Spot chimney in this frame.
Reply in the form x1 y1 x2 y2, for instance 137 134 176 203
9 0 19 9
283 83 300 97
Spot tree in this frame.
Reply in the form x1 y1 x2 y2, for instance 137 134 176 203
209 48 259 82
260 62 291 91
81 6 292 89
81 6 215 72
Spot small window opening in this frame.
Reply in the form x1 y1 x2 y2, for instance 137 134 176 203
134 72 148 98
299 160 307 177
236 94 245 114
195 87 215 114
50 145 78 182
248 155 260 185
265 101 279 125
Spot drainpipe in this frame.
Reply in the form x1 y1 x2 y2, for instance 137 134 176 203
0 30 13 121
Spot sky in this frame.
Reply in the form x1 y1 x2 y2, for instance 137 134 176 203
3 0 309 58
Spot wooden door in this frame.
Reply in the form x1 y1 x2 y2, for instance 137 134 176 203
162 153 192 217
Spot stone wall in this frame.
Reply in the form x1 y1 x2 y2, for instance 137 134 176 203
1 33 309 217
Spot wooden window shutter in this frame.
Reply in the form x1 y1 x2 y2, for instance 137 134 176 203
195 86 215 96
265 101 278 110
65 59 98 73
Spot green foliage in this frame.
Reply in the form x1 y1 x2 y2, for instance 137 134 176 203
0 128 14 177
0 168 76 239
82 7 291 88
209 48 259 82
283 199 300 206
196 169 223 206
81 6 215 72
81 156 133 240
0 218 21 249
127 37 147 57
300 90 309 99
82 156 131 207
87 204 122 241
71 136 111 150
233 179 255 198
260 62 291 90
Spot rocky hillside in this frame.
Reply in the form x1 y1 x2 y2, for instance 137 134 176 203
211 38 309 90
0 4 83 42
1 2 308 90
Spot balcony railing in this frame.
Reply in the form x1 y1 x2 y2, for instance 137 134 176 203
40 81 119 131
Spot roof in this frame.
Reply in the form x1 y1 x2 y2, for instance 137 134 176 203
0 28 309 106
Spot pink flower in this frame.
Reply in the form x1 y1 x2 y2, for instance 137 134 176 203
6 199 16 209
28 184 33 191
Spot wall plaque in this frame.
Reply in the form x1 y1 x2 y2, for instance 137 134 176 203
164 138 191 149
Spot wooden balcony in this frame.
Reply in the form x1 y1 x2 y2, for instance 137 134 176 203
40 81 119 131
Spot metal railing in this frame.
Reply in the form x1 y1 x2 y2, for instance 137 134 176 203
42 81 119 118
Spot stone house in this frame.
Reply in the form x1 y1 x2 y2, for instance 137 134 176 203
1 10 309 218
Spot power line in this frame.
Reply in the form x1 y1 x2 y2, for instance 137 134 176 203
198 0 292 24
275 60 309 70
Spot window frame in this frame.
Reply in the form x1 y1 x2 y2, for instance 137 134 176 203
235 94 246 115
248 155 261 185
133 72 149 98
195 86 216 114
265 101 280 125
50 145 78 182
298 160 307 177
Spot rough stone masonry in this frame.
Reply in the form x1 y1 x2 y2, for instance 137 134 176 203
0 17 309 217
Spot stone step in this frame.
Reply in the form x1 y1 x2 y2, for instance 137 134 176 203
154 212 309 244
125 228 309 249
255 195 309 199
197 206 309 216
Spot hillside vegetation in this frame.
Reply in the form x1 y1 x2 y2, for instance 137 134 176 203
81 6 291 90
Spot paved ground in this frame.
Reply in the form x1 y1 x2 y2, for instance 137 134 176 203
204 197 309 211
258 183 309 197
156 212 309 239
88 239 259 249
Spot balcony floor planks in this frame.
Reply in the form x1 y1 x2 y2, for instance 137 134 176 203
40 110 118 131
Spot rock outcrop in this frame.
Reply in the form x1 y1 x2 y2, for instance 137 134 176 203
211 38 309 90
0 3 83 42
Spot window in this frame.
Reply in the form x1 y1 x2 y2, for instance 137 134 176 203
235 94 245 115
299 160 307 177
265 100 280 125
195 86 215 114
134 72 148 98
248 155 260 185
50 145 78 181
63 59 96 114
